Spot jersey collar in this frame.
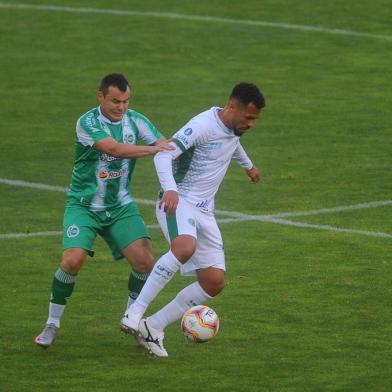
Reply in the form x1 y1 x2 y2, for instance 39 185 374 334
98 106 123 125
213 107 235 135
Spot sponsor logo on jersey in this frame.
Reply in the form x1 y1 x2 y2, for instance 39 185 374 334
154 264 174 281
184 128 193 136
100 153 118 162
208 142 223 149
67 224 80 238
99 171 109 179
85 113 97 128
196 200 209 209
176 133 190 146
98 168 128 180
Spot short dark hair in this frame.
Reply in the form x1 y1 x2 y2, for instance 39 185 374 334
230 82 265 109
99 73 130 96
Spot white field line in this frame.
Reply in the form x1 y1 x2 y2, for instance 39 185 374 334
216 200 392 219
217 216 392 239
0 177 391 239
0 177 158 205
263 200 392 218
0 2 391 42
0 224 162 240
0 231 62 239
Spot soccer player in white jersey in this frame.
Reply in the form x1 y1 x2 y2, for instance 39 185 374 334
121 82 265 356
35 74 173 348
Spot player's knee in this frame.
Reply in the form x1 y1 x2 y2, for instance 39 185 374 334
132 250 154 273
61 249 86 274
123 238 154 272
172 247 194 263
171 236 196 263
200 278 225 297
61 259 80 274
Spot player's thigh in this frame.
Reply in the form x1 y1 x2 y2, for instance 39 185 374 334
156 198 197 261
181 213 225 276
196 214 224 254
62 203 98 259
156 198 197 242
103 203 151 262
197 267 225 297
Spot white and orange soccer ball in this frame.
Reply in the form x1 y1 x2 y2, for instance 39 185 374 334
181 305 219 342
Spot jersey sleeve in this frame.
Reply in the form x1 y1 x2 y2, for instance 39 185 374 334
154 115 210 192
76 112 109 147
153 143 183 192
131 111 162 145
172 118 209 152
232 142 253 169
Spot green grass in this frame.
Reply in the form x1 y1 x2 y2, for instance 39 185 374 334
0 1 391 391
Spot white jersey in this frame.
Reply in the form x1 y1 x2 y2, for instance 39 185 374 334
154 106 253 213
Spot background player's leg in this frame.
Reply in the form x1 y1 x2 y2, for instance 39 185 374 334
121 238 154 309
35 248 87 348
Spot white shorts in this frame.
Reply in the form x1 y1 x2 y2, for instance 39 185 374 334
156 198 225 276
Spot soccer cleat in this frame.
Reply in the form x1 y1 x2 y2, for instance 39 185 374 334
138 318 168 357
34 323 59 348
120 312 145 347
120 312 140 336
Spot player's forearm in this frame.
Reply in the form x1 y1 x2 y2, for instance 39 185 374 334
113 143 159 158
94 137 159 158
154 151 178 191
232 143 253 169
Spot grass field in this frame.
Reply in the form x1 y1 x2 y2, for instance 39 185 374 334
0 1 391 391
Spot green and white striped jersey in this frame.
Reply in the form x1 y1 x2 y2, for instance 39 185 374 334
67 106 161 211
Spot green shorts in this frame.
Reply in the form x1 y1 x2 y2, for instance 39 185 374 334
62 202 150 260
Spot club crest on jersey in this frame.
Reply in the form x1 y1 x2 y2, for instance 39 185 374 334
98 168 127 180
67 224 80 238
124 133 135 144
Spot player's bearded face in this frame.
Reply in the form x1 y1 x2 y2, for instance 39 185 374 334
230 101 261 136
98 86 131 122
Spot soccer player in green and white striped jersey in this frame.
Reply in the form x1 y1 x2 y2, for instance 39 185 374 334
35 74 172 348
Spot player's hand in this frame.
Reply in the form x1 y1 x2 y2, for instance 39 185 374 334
154 138 175 151
149 145 165 154
246 166 261 183
159 190 179 214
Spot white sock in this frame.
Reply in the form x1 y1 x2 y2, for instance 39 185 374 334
148 281 212 331
126 296 134 312
127 251 182 318
46 303 65 328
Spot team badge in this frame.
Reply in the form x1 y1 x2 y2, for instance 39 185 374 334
125 133 135 144
67 224 80 238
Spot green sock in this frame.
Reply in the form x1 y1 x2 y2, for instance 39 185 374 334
128 270 150 302
50 268 76 305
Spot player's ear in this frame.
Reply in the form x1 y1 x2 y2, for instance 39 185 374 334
228 98 241 111
227 99 235 111
97 90 104 101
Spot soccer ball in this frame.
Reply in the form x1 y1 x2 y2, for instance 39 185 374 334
181 305 219 343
